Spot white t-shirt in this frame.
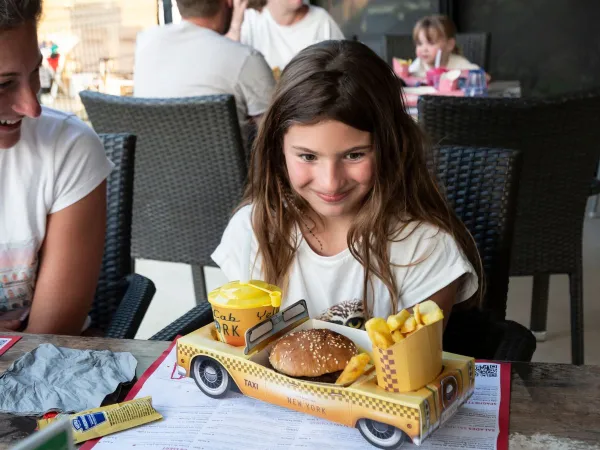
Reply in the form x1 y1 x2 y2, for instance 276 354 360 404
241 6 345 70
409 53 480 78
212 206 478 328
134 21 275 139
0 107 113 318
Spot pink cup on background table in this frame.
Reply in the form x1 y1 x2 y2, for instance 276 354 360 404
438 69 461 92
426 67 448 88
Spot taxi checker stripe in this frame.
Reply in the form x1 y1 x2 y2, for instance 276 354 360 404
347 392 419 420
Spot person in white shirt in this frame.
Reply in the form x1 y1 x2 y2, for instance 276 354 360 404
212 40 482 330
0 0 113 334
134 0 276 142
408 14 481 78
227 0 345 71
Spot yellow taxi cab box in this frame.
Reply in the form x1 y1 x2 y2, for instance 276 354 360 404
176 300 475 449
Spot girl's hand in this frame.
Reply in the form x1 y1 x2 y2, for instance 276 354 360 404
233 0 248 25
226 0 248 41
0 319 22 332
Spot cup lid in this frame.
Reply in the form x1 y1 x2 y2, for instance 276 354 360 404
208 280 282 309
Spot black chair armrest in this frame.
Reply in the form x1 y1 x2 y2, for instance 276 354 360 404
492 320 537 362
443 308 536 362
149 302 213 341
104 274 157 339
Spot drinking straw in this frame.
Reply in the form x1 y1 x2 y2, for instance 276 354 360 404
435 49 442 68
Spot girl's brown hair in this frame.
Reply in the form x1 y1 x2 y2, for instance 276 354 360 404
413 14 461 55
240 40 482 316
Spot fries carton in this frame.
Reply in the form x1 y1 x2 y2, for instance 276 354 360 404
176 299 475 447
373 319 443 393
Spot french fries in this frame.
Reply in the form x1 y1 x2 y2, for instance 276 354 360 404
365 300 444 350
335 353 371 385
371 331 395 349
418 300 445 325
391 330 404 343
386 310 411 332
365 317 394 349
400 316 417 334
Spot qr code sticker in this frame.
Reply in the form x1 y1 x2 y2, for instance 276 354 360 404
476 364 498 378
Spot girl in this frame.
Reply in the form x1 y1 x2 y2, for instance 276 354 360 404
409 15 481 78
212 40 482 330
0 0 112 334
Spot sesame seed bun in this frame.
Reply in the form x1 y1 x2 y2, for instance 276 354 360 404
269 329 358 378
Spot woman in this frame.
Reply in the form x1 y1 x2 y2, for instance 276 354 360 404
0 0 113 334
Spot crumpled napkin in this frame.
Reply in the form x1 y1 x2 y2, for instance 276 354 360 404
0 343 137 416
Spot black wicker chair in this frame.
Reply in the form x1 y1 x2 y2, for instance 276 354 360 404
455 33 490 70
150 146 536 362
384 32 490 70
435 146 535 362
95 133 156 339
80 92 247 306
418 90 600 365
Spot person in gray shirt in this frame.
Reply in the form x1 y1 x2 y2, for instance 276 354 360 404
134 0 275 143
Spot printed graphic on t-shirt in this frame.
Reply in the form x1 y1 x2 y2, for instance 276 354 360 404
0 240 38 313
316 299 365 330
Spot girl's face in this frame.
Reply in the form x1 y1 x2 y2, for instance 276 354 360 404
415 29 455 66
0 21 42 149
283 120 375 221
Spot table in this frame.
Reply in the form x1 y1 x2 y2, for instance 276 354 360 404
0 333 169 448
402 80 522 118
1 333 599 449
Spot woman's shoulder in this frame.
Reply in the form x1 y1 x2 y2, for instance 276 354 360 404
32 107 95 136
22 107 103 160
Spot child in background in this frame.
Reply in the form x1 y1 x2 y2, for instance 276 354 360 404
212 40 481 330
409 15 481 78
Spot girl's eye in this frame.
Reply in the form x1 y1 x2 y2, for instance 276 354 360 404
299 154 316 162
0 80 13 89
346 152 365 161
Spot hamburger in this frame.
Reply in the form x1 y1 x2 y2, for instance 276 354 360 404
269 329 358 383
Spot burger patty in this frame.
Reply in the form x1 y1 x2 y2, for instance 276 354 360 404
297 370 343 384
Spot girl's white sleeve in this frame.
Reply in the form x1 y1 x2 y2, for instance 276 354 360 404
211 205 254 282
390 222 479 311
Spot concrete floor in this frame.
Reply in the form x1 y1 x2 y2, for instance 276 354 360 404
134 216 600 365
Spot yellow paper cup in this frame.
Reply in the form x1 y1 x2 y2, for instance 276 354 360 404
208 280 282 347
373 319 443 393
